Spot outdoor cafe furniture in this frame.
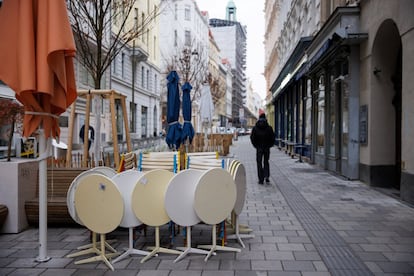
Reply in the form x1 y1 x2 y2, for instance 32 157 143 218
131 169 181 263
225 159 254 248
164 169 212 262
66 167 118 259
194 168 241 261
111 170 150 264
73 173 123 271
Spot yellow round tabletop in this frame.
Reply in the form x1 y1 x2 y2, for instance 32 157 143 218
164 169 203 227
131 169 174 227
194 168 236 225
75 174 124 234
67 170 106 225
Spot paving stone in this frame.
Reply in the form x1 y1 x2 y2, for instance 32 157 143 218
36 257 73 268
376 261 414 273
136 270 170 276
293 251 322 261
251 260 282 270
281 260 316 271
382 252 414 262
168 270 202 276
7 268 46 275
277 243 306 251
220 259 251 270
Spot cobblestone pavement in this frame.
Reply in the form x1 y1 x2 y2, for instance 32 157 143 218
1 136 413 275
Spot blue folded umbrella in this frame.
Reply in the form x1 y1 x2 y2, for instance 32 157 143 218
165 71 182 149
181 82 195 144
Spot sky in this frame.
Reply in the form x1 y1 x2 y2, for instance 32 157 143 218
196 0 266 100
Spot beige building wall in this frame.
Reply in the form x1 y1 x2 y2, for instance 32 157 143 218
359 0 414 201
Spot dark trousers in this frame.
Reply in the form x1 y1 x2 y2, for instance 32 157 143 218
256 147 270 182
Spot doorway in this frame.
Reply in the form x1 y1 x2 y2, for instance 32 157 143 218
371 19 402 189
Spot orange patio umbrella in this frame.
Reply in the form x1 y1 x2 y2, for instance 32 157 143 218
0 0 77 138
0 0 77 261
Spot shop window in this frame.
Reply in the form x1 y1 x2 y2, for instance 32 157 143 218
305 79 312 144
316 75 325 154
328 73 336 156
342 80 349 158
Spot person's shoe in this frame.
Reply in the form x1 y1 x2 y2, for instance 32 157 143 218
258 181 264 185
265 178 270 183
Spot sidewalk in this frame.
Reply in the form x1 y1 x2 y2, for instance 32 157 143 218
1 136 413 275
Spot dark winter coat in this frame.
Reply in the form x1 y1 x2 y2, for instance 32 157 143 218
250 118 275 149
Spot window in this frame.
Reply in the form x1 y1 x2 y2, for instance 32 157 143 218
185 30 191 46
154 74 158 93
305 79 312 144
146 69 150 89
153 106 158 137
80 66 94 87
328 72 336 156
185 5 191 21
130 102 137 133
141 13 145 42
153 36 157 60
113 54 118 74
115 99 123 141
141 106 148 138
121 52 125 78
141 66 145 87
316 75 325 154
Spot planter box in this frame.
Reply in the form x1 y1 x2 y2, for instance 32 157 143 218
0 159 38 233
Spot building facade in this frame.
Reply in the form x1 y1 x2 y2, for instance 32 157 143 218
111 0 162 141
265 0 414 204
209 1 247 127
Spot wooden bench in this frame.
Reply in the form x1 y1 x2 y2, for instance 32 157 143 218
25 168 87 225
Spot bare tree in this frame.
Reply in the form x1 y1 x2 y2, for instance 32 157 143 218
67 0 160 89
66 0 160 166
0 99 24 161
207 72 225 106
163 43 209 102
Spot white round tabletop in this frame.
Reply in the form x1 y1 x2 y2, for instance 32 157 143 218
194 168 236 225
112 170 144 228
164 169 203 227
75 174 124 234
90 166 117 177
131 169 174 227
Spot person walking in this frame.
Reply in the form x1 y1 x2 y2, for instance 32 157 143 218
250 113 275 184
79 124 95 151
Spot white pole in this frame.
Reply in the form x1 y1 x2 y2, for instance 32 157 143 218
36 130 51 262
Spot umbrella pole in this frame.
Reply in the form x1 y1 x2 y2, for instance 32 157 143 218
37 130 51 262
